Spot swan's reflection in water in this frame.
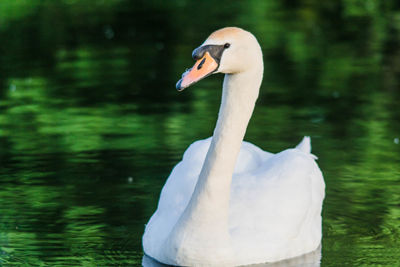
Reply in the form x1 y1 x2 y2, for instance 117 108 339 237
142 245 321 267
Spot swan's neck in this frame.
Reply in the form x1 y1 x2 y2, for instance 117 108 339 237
195 70 262 211
165 63 263 263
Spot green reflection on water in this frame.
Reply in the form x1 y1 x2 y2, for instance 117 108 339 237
0 0 400 266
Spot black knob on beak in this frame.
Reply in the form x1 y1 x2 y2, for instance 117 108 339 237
191 45 225 65
192 46 206 60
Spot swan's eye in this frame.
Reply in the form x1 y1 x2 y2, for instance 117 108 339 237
224 43 230 49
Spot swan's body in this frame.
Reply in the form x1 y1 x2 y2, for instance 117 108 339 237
143 27 325 266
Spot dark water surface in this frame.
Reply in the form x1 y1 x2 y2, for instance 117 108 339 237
1 1 400 266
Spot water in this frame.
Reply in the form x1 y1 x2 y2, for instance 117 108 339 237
0 0 399 266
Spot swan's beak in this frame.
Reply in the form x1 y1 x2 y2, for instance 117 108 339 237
176 51 218 91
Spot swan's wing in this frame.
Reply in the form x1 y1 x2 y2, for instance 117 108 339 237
230 148 325 262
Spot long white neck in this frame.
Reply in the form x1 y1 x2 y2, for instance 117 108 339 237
194 69 263 216
165 60 263 264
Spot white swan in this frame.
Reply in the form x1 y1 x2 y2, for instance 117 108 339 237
143 27 325 267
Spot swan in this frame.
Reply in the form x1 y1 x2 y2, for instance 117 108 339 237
142 27 325 267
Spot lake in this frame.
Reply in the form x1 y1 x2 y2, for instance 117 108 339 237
0 0 399 266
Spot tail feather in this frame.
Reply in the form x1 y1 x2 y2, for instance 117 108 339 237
296 136 312 153
295 136 318 159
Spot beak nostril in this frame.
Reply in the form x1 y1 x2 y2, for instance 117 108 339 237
197 58 206 70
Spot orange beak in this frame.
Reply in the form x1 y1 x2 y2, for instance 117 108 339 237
176 51 218 91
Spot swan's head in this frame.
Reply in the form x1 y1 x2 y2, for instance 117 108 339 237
176 27 263 91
